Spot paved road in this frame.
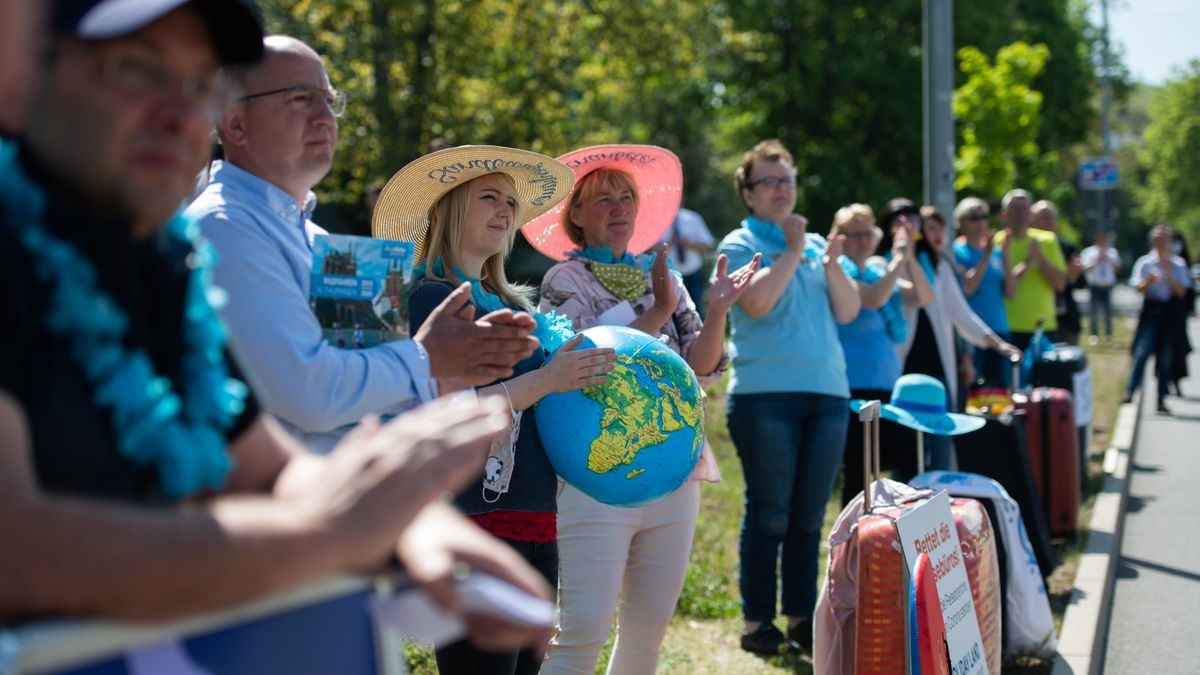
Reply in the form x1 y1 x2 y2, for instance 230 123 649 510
1102 312 1200 673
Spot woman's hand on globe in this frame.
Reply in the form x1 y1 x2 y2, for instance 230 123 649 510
540 333 617 394
707 253 761 315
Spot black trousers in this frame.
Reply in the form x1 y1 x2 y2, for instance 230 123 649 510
434 538 558 675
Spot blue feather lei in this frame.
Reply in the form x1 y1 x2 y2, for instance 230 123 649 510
0 141 247 500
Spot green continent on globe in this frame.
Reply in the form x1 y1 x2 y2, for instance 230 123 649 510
581 351 704 474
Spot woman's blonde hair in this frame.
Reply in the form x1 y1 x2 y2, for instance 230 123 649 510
562 168 640 247
829 203 880 244
424 172 533 311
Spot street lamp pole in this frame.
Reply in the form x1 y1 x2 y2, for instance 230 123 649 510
923 0 956 222
1099 0 1114 233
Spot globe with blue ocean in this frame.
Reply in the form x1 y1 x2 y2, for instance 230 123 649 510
535 325 705 507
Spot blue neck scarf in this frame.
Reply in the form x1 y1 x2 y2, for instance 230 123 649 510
839 255 907 344
418 258 507 314
917 250 937 283
568 245 656 271
743 214 787 250
417 258 574 353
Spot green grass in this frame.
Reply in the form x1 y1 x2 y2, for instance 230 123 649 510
402 318 1134 674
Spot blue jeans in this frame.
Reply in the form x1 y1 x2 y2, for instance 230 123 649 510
1089 285 1114 338
727 392 848 622
1127 301 1173 401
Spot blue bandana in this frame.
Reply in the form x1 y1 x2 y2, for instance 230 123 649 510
743 214 787 250
839 256 907 344
567 245 657 271
417 258 575 353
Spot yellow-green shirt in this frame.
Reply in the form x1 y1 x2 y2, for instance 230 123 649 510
995 227 1066 332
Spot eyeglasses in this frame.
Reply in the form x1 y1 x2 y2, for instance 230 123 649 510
239 84 347 117
843 231 876 240
893 208 921 221
90 45 231 117
968 213 990 221
747 175 797 190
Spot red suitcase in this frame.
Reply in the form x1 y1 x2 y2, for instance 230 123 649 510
1013 387 1080 536
850 404 1003 675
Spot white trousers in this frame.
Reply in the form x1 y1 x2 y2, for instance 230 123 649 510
542 481 700 675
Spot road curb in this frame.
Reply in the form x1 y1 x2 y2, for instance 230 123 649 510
1052 387 1142 675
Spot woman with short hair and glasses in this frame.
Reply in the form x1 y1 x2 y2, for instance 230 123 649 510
716 139 861 655
829 203 933 505
952 196 1018 387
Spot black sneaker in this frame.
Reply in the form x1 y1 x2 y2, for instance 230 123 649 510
787 617 814 653
740 623 800 655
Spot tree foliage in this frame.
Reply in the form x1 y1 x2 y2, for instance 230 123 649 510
954 42 1050 198
1135 60 1200 251
257 1 1112 241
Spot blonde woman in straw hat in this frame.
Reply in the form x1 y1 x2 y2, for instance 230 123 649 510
374 145 617 675
522 144 760 674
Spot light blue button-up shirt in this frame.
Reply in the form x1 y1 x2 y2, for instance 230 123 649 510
186 161 436 453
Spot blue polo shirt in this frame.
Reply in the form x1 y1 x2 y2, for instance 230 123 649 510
953 239 1010 335
716 217 849 398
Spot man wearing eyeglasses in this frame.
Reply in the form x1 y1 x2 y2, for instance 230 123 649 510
188 36 541 453
0 0 553 644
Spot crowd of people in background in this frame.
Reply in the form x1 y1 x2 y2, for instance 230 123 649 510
1 2 1196 675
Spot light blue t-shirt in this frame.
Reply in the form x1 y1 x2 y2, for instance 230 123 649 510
952 240 1010 335
836 258 902 391
716 216 849 398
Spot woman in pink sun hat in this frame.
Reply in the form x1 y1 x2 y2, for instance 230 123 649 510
525 145 760 674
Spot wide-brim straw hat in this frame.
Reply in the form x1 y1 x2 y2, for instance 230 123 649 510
850 374 986 436
520 144 683 262
371 145 575 264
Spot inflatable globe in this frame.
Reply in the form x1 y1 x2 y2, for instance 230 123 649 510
536 325 705 507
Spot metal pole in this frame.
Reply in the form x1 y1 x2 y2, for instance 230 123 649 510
923 0 956 220
1099 0 1114 234
917 430 926 475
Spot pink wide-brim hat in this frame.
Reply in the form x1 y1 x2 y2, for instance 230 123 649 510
520 144 683 261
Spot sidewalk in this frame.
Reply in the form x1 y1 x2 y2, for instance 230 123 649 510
1102 312 1200 673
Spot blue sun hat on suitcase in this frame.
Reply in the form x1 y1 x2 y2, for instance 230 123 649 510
851 374 986 436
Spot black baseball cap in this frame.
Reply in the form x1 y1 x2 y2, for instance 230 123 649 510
53 0 265 66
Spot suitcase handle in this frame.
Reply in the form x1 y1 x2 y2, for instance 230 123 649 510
917 430 925 476
858 400 881 513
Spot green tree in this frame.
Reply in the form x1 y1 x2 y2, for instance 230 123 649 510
953 42 1050 198
1135 60 1200 251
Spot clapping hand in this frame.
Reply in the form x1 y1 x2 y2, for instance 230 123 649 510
649 243 678 315
982 228 998 254
707 253 761 315
892 226 911 261
396 502 555 655
416 284 540 387
781 214 808 253
825 233 847 262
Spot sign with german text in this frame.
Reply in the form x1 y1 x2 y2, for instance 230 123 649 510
895 491 988 675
